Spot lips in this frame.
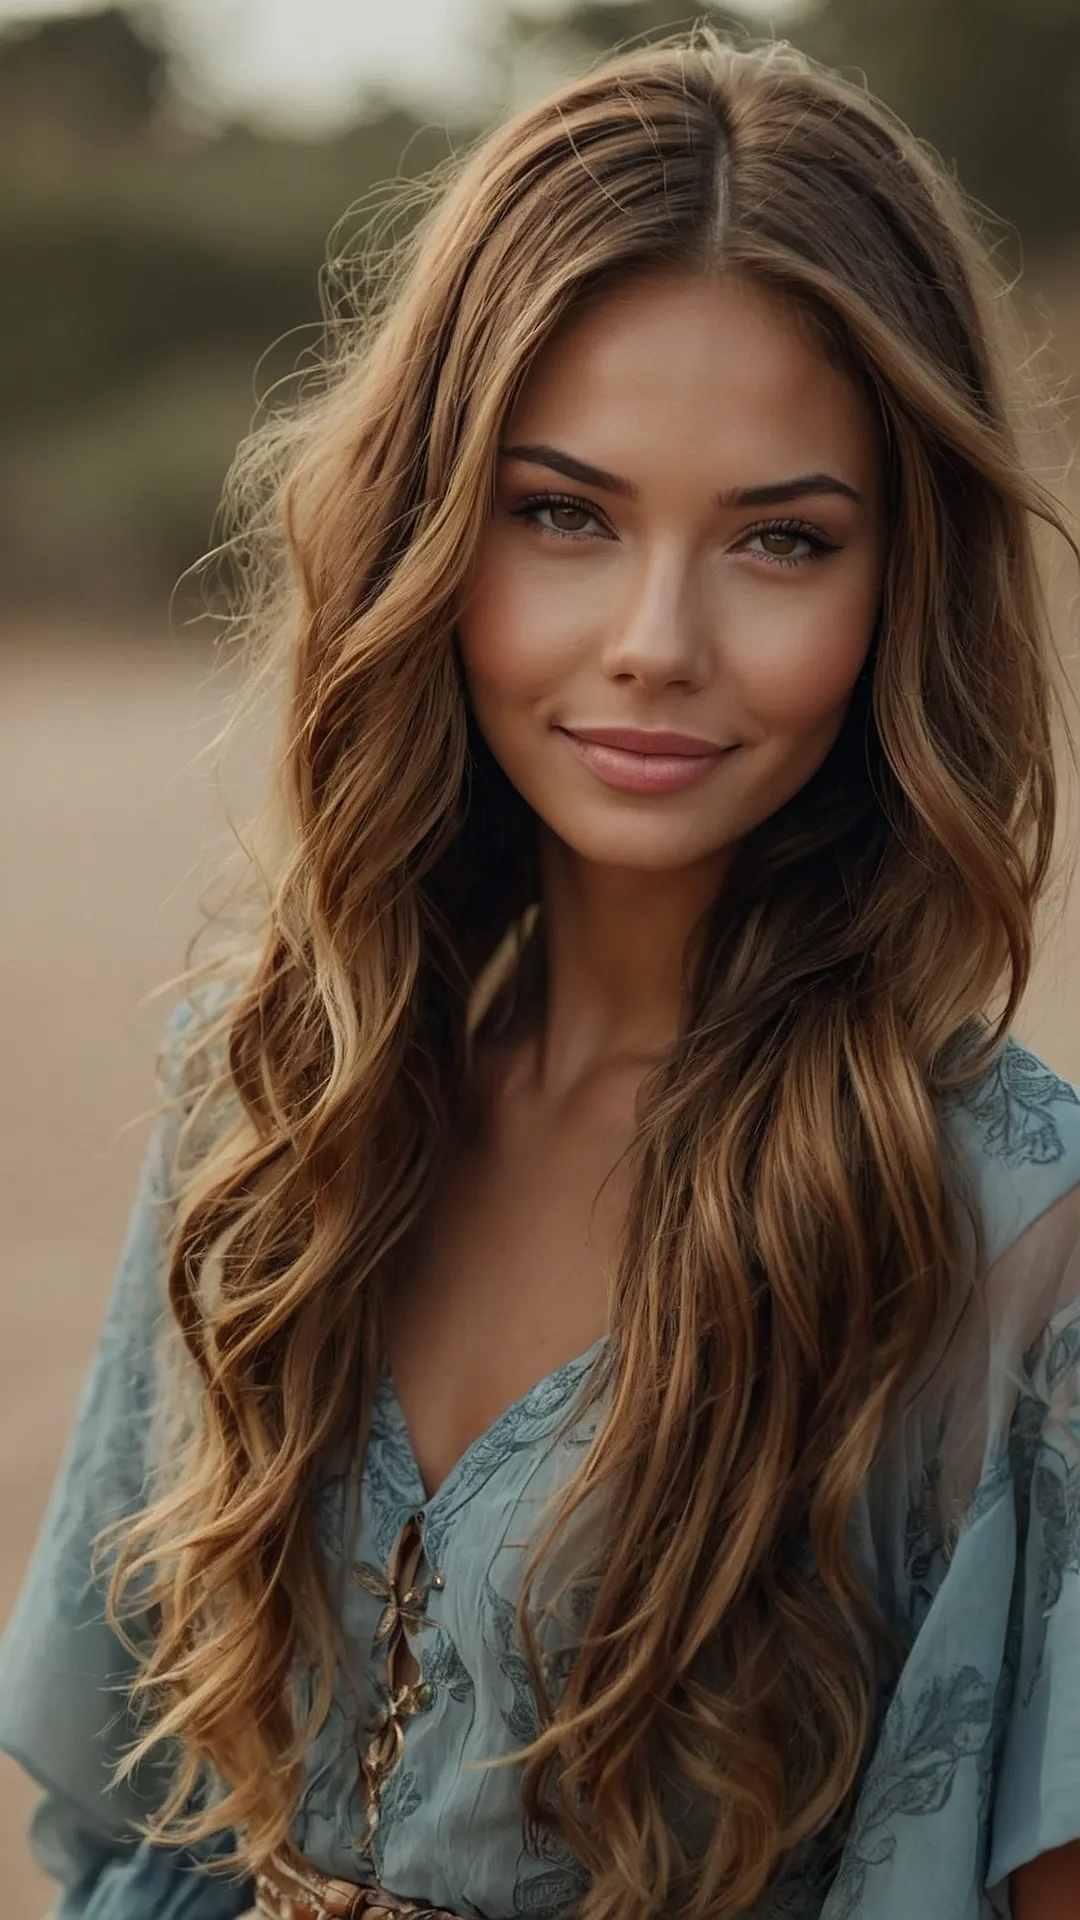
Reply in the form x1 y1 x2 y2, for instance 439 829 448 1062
557 725 735 795
561 725 728 756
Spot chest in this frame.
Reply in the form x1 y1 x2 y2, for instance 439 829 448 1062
381 1089 637 1501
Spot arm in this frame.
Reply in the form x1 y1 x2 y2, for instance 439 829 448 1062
0 997 252 1917
27 1784 128 1917
28 1784 252 1919
28 1781 251 1920
1011 1840 1080 1919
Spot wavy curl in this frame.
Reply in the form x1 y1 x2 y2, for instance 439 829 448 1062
101 28 1077 1920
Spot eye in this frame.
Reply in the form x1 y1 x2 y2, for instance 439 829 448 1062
511 492 609 541
739 519 839 569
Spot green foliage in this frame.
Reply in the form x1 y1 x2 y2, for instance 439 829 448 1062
797 0 1080 243
0 4 165 139
516 0 1080 242
1 0 1077 612
502 0 749 51
0 9 460 607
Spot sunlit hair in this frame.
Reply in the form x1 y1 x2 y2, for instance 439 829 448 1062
101 26 1076 1920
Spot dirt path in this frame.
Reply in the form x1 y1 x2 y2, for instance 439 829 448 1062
0 629 1076 1910
0 631 264 1907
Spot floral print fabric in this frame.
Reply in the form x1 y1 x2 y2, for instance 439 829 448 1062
1 1002 1079 1919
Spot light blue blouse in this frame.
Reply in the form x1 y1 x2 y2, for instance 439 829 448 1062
2 996 1079 1919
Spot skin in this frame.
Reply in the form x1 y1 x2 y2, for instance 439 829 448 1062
384 265 887 1666
387 271 1080 1903
458 268 887 1087
1011 1838 1080 1916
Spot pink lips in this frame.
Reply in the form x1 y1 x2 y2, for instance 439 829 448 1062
558 725 733 794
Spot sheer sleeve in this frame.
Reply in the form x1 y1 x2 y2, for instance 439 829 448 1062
28 1785 253 1919
821 1042 1080 1920
984 1265 1080 1905
0 995 253 1918
913 1153 1080 1913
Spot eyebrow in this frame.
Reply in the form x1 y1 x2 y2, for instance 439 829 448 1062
499 441 864 509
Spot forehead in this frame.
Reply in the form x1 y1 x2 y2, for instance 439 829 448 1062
505 270 880 488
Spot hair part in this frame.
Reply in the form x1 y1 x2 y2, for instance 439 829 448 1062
101 27 1076 1920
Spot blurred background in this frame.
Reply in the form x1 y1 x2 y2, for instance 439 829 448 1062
2 0 1079 1905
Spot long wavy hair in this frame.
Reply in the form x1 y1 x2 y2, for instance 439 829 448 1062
102 28 1076 1920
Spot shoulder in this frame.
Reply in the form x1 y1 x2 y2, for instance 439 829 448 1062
157 973 242 1073
937 1033 1080 1267
154 974 245 1190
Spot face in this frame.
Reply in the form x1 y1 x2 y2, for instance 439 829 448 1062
457 270 887 878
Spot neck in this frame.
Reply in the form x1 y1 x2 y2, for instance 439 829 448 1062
527 826 732 1101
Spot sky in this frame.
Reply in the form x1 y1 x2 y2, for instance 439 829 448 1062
0 0 800 130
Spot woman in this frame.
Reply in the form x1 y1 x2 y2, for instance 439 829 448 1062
2 28 1078 1920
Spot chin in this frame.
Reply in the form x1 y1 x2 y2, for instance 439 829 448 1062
549 820 733 873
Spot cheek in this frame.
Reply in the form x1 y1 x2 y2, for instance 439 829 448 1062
728 576 878 732
457 541 588 723
458 551 545 708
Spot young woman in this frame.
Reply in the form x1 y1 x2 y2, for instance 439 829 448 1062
2 28 1078 1920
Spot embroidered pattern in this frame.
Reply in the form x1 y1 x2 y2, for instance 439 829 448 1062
949 1037 1080 1167
365 1376 430 1564
483 1581 592 1916
1033 1442 1080 1613
296 1674 370 1857
481 1567 601 1745
824 1666 995 1918
422 1348 602 1566
482 1574 543 1746
512 1822 589 1918
901 1457 952 1632
369 1766 423 1883
420 1626 474 1704
1013 1303 1080 1704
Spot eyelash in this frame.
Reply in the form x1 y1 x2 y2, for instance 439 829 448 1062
511 491 840 568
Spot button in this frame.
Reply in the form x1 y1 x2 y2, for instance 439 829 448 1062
431 1571 445 1591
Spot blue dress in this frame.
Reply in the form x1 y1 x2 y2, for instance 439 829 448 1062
2 996 1079 1919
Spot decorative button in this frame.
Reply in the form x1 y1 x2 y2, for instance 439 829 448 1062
351 1513 437 1851
352 1562 430 1641
431 1570 445 1590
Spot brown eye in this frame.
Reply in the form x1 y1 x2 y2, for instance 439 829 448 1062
757 530 802 557
513 494 607 540
547 503 593 534
741 523 835 568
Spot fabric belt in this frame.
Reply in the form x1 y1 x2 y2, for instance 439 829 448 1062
252 1855 471 1920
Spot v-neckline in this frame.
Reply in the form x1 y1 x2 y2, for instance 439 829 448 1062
377 1333 608 1516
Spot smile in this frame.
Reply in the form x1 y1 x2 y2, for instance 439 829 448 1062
557 726 734 794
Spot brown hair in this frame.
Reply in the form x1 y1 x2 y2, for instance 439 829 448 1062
102 27 1075 1920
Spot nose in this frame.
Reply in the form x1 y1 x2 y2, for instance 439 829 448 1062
598 545 713 692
